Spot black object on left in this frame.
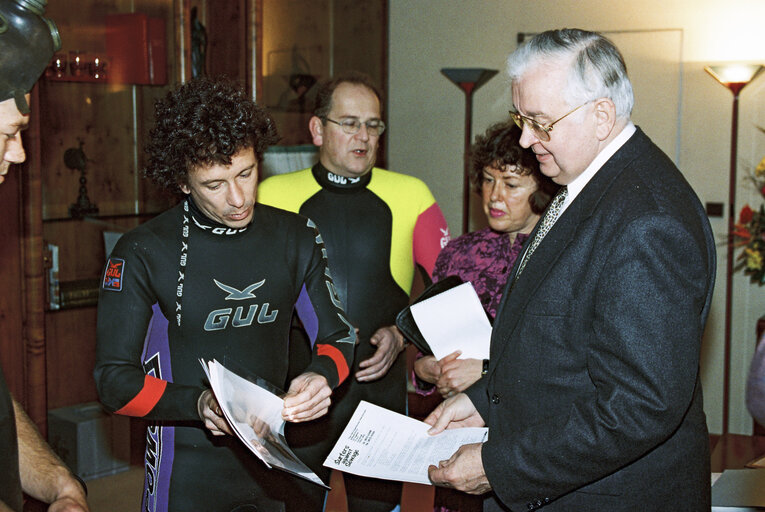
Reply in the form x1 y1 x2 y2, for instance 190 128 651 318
0 0 61 113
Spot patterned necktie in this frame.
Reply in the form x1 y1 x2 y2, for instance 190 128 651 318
515 186 568 278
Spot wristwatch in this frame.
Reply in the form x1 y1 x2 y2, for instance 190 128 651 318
481 359 489 376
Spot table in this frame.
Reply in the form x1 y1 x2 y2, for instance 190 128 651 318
710 434 765 472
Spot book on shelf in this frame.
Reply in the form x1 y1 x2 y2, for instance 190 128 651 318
57 278 100 309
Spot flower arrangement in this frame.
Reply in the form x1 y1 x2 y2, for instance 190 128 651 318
733 126 765 284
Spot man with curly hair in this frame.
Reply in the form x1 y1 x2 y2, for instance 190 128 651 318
259 71 450 512
94 76 355 512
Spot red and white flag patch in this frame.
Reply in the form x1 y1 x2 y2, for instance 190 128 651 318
103 258 125 291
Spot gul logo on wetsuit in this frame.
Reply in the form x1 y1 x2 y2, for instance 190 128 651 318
103 258 125 291
204 279 278 331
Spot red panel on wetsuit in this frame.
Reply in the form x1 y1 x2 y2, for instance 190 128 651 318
413 202 450 277
115 374 167 417
316 344 350 384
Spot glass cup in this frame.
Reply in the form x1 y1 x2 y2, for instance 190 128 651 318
89 57 107 80
69 50 85 77
47 53 67 78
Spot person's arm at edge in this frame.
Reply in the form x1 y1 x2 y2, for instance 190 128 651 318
747 335 765 426
12 398 89 511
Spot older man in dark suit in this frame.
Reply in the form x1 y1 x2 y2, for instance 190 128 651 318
426 28 715 511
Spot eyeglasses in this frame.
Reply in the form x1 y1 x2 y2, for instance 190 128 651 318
323 117 386 136
508 101 590 142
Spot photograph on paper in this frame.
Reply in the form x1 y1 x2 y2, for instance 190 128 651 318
201 358 328 488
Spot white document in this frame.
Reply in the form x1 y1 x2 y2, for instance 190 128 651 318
410 281 492 360
201 359 328 488
323 400 488 485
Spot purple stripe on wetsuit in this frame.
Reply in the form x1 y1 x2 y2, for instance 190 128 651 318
295 285 319 346
140 303 174 512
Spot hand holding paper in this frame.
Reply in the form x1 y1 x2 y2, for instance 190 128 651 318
425 393 485 434
428 442 492 494
197 388 233 436
435 352 483 397
324 400 487 485
201 359 329 488
283 372 331 422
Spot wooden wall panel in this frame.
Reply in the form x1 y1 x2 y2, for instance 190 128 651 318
22 86 50 430
38 0 180 411
39 82 137 219
41 0 179 219
45 308 99 409
43 216 144 409
0 168 26 400
332 0 387 89
206 0 247 82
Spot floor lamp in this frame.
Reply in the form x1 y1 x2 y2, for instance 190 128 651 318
441 68 498 234
704 63 764 435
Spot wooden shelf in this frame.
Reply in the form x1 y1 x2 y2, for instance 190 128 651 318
45 74 109 84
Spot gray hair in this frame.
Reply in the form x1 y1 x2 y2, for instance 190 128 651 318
508 29 634 119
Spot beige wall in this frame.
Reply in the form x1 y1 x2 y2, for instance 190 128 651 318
388 0 765 434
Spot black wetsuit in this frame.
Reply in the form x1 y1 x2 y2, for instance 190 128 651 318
259 164 449 511
94 198 355 512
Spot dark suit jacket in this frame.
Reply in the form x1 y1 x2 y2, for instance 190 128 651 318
465 128 715 511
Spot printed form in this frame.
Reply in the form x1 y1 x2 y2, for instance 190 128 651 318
324 400 488 485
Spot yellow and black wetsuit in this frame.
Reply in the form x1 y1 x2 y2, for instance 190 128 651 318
259 163 449 510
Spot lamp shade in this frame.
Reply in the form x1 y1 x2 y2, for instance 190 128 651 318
441 68 498 93
705 64 764 95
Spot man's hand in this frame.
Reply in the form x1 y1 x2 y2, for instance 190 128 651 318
425 393 484 434
436 352 482 398
197 389 233 436
414 354 441 384
283 372 331 422
356 325 405 382
247 414 271 440
428 443 491 495
47 493 90 512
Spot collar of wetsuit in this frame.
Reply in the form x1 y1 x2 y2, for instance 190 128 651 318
185 196 251 235
312 162 371 193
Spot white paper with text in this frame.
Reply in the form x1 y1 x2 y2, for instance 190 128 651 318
323 400 488 485
409 281 491 360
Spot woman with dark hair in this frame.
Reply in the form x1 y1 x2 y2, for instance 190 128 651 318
415 121 558 399
413 121 557 512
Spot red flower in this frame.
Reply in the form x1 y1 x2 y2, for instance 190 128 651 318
733 227 752 241
740 204 754 224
